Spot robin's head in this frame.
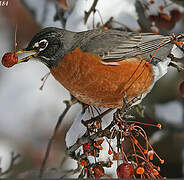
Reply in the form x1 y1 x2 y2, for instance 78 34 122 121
17 27 75 67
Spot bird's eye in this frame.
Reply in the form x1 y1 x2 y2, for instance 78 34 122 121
39 41 47 48
38 39 48 51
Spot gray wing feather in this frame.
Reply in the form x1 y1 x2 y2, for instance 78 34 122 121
76 29 172 62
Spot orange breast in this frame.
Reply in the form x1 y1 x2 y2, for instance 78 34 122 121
50 47 154 108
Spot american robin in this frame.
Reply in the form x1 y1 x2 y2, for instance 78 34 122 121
15 27 175 108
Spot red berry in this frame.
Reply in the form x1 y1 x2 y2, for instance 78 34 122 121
92 164 105 178
96 139 104 145
179 81 184 98
117 163 134 178
83 143 90 153
153 169 159 176
136 166 145 175
2 52 18 68
108 149 113 155
80 160 87 166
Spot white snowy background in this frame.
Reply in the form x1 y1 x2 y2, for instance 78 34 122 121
0 0 183 178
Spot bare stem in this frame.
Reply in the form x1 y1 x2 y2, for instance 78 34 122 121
0 152 20 176
84 0 99 24
60 162 81 178
39 97 78 178
66 112 116 156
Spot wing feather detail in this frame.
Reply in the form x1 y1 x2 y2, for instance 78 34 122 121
77 29 172 62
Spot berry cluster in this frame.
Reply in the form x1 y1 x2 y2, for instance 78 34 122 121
68 109 164 178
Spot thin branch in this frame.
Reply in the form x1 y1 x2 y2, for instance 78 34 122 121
135 0 152 32
41 0 49 24
39 97 78 178
170 0 184 6
169 61 184 72
60 162 81 178
84 0 99 24
81 108 113 127
103 16 113 28
66 102 135 156
66 132 101 156
54 4 66 27
59 154 68 168
66 117 115 156
0 152 20 176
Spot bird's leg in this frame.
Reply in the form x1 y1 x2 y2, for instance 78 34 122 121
81 103 89 114
168 53 184 63
122 91 128 108
113 93 141 124
127 95 142 107
115 92 129 120
170 34 184 70
168 53 184 72
119 92 142 118
81 108 113 133
169 61 184 72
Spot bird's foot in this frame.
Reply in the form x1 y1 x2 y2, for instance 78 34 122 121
118 93 142 119
169 61 184 72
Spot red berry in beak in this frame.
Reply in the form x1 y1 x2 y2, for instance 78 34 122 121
2 52 18 68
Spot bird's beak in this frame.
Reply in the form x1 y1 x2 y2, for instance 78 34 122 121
16 49 39 63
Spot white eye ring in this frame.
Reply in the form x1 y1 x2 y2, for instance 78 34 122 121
38 39 48 51
33 39 48 51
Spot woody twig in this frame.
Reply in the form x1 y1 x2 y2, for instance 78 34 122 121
84 0 99 24
39 96 78 178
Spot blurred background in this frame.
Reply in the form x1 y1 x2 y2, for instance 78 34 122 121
0 0 184 178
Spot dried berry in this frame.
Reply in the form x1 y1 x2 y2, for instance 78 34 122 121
92 164 105 178
80 160 87 166
117 163 134 178
2 52 18 68
2 25 19 68
108 149 113 155
96 139 104 145
83 143 90 153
